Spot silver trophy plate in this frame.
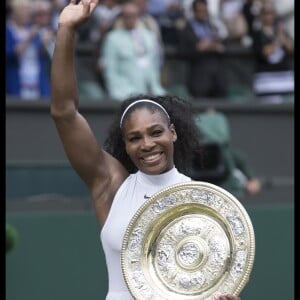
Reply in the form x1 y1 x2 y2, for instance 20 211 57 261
121 181 255 300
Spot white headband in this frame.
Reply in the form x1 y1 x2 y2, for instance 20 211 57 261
120 99 170 128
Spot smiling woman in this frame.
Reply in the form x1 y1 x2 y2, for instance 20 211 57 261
110 95 198 165
50 0 241 299
104 95 200 175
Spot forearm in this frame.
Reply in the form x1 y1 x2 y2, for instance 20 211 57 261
51 25 79 115
232 148 254 179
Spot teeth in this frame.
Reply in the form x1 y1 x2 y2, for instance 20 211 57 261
143 154 160 161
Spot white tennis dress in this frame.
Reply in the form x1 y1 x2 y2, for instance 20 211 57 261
100 167 191 299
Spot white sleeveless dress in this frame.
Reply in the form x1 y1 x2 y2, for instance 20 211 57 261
100 167 191 299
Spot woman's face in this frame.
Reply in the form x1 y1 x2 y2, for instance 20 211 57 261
123 108 177 175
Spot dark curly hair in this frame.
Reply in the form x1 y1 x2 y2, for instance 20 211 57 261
104 94 203 174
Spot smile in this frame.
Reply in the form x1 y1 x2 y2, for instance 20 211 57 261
141 153 162 162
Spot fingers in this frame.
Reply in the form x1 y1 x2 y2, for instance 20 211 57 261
68 0 97 14
85 0 98 14
74 0 92 17
214 293 240 300
81 0 90 15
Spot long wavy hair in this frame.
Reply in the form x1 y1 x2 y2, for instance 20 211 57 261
104 94 203 174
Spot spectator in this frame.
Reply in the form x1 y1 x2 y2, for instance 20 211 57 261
177 0 227 100
32 0 56 57
191 108 261 198
6 0 52 100
107 0 166 91
101 2 166 101
182 0 229 40
251 1 294 102
113 0 164 69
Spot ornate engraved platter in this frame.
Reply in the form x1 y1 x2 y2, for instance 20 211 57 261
121 181 255 300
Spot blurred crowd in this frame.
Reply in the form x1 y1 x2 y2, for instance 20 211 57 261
6 0 294 102
7 0 293 198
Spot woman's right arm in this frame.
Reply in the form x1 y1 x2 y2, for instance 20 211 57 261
50 0 128 225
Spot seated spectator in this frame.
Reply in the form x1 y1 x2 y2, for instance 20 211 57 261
251 1 294 102
191 108 261 198
100 2 166 101
177 0 227 100
6 0 52 100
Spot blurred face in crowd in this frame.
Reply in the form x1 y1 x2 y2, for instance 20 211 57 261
10 0 32 25
103 0 118 9
33 1 52 27
133 0 148 14
122 3 139 30
193 1 209 22
261 4 276 26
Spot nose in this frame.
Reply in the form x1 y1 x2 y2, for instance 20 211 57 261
140 136 155 150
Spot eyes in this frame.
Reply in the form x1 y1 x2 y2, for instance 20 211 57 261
128 129 163 143
128 136 140 143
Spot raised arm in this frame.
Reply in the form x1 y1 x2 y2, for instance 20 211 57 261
50 0 128 226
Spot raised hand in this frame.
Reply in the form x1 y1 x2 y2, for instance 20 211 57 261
58 0 99 30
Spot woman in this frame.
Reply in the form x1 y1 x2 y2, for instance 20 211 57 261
50 1 241 299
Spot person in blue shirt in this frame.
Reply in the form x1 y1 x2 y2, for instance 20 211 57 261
6 0 52 100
